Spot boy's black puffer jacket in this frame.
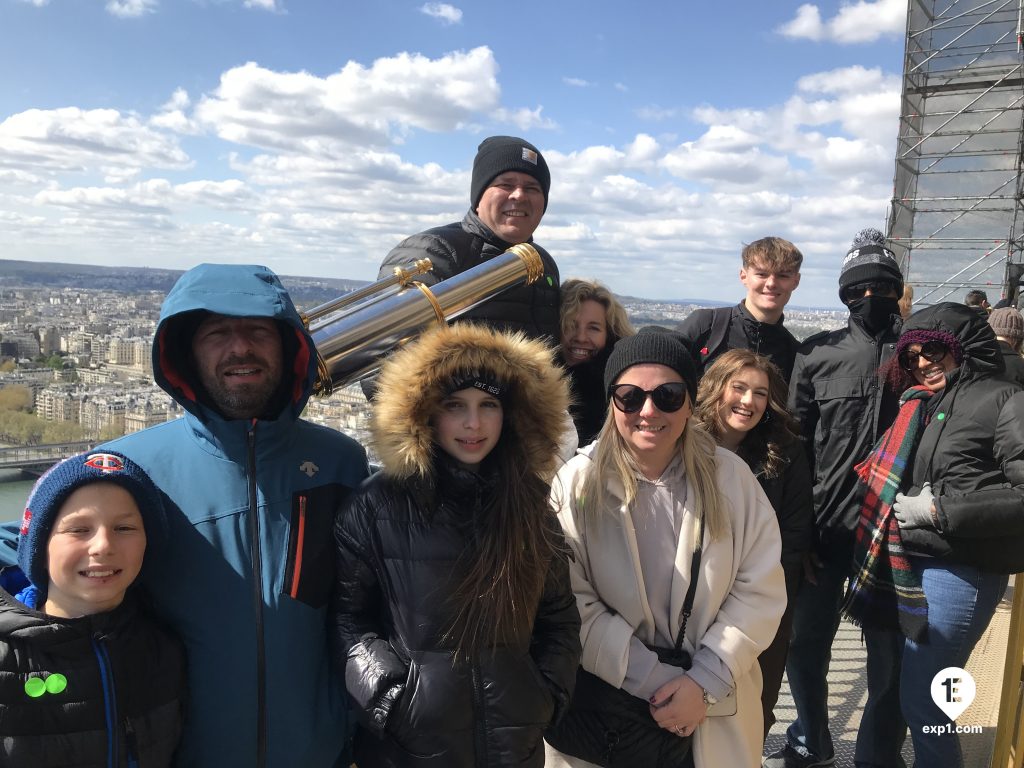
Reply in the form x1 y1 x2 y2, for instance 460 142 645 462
0 572 186 768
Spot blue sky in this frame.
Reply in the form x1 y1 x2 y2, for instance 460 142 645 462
0 0 907 307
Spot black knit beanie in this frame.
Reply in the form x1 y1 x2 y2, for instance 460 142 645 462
604 327 698 405
839 228 904 303
470 136 550 212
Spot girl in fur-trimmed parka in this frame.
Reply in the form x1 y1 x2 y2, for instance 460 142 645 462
331 323 582 768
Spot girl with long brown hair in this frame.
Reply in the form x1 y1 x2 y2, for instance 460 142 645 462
330 323 581 768
694 349 813 740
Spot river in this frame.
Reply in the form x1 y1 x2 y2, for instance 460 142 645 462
0 469 35 523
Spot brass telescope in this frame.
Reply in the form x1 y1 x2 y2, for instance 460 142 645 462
304 243 545 394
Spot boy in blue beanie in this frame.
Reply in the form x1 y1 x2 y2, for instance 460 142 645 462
0 450 185 767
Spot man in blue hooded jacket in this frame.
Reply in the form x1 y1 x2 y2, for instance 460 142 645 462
105 263 369 767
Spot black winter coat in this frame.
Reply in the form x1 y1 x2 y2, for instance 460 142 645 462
997 341 1024 388
558 346 613 448
378 210 561 341
0 573 185 768
898 304 1024 573
788 313 902 544
750 438 814 573
679 302 801 381
332 462 582 768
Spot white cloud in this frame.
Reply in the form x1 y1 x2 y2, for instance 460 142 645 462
150 88 201 134
636 105 679 121
563 77 592 88
491 106 557 131
0 107 190 174
244 0 280 10
106 0 157 18
778 0 904 44
420 2 462 24
194 47 501 153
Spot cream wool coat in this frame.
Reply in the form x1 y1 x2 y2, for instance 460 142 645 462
551 444 786 768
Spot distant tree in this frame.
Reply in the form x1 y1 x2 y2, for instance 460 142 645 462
44 354 64 371
0 360 14 373
0 385 33 412
98 424 125 442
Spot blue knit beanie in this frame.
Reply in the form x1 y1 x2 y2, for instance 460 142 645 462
17 451 167 595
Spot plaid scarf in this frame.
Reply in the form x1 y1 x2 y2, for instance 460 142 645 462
841 385 932 641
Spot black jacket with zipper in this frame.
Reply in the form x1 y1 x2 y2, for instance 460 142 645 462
0 573 185 768
679 301 801 381
897 303 1024 573
332 460 581 768
788 313 902 547
378 210 561 342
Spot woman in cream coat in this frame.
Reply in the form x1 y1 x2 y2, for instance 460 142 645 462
548 328 786 768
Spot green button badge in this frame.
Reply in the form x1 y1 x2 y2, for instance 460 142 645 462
24 673 67 698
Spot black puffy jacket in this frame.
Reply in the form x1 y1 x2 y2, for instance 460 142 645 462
679 302 801 381
558 345 614 448
898 303 1024 573
331 323 580 768
0 573 185 768
378 209 561 342
788 313 902 544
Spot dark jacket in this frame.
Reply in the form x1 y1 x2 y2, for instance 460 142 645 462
679 302 801 381
898 304 1024 573
751 438 814 574
0 571 185 768
788 313 902 545
378 210 561 341
558 345 613 448
332 323 581 768
996 341 1024 388
106 264 370 767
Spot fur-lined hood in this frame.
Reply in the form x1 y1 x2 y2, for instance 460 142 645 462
372 323 569 483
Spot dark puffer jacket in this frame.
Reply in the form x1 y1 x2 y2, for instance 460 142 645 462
332 324 581 768
557 344 614 448
378 209 561 341
0 572 185 768
788 313 902 545
898 303 1024 573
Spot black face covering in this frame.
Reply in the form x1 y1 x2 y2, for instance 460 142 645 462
847 296 900 335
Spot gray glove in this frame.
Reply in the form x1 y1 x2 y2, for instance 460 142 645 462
893 483 936 530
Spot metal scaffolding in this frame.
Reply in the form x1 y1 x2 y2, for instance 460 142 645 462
887 0 1024 306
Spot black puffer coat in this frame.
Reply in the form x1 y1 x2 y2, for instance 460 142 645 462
0 572 185 768
378 209 561 341
332 324 581 768
788 313 902 544
898 303 1024 573
558 344 614 448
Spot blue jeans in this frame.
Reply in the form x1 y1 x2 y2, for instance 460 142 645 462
901 559 1007 768
784 536 907 767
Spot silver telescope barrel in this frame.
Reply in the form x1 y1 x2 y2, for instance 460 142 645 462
310 243 544 393
304 258 433 332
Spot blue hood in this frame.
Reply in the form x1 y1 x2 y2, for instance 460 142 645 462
153 264 318 421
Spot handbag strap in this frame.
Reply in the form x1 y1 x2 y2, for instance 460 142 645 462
671 508 705 656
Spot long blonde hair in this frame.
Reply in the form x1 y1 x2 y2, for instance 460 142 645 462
577 397 728 542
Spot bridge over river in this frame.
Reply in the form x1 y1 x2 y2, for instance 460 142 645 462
0 442 98 473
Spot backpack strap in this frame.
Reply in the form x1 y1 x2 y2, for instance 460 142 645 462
698 307 733 368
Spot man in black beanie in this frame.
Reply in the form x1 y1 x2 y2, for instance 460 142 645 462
377 135 560 341
766 227 906 768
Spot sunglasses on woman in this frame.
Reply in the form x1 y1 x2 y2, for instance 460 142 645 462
609 382 688 414
899 340 949 371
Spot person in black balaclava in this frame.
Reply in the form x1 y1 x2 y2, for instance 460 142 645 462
765 229 906 768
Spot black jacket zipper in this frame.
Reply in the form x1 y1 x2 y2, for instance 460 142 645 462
92 634 120 768
247 424 267 768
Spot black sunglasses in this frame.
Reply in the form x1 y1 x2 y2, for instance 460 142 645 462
609 382 688 414
844 281 898 301
899 340 949 371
